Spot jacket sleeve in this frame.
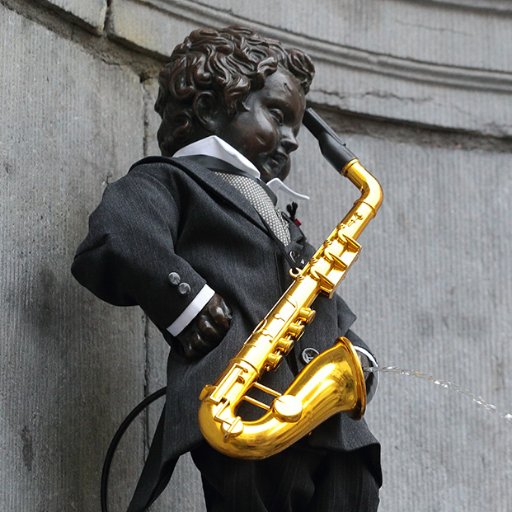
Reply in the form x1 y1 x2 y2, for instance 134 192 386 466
335 294 379 401
71 165 208 334
335 294 376 355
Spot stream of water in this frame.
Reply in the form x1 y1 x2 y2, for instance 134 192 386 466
364 365 512 423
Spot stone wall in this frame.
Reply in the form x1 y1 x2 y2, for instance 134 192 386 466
1 1 510 510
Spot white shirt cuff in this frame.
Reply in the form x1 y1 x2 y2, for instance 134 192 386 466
166 284 215 336
353 345 378 369
353 345 379 402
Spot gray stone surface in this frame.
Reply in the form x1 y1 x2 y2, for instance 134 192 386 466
109 0 512 136
108 0 199 56
41 0 107 33
287 123 512 512
0 5 145 510
190 0 512 70
1 0 512 511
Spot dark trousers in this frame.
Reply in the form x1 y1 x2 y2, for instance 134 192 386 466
190 441 380 512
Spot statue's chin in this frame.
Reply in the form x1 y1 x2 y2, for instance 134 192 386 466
259 158 289 183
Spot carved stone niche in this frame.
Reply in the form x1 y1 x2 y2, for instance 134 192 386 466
108 0 512 136
41 0 108 33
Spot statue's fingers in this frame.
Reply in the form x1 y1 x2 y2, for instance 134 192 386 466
207 297 232 330
197 315 223 344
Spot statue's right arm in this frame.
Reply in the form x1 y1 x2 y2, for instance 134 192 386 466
71 165 230 355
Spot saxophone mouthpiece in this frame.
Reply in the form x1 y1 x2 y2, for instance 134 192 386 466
302 108 357 172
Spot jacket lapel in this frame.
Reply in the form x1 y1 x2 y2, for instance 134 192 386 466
175 156 309 260
130 155 308 251
174 155 272 235
287 216 306 245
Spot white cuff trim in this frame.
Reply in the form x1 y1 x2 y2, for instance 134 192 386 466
166 285 215 336
353 346 378 368
353 345 379 402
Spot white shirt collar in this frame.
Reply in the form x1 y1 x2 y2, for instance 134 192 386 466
172 135 309 208
173 135 260 178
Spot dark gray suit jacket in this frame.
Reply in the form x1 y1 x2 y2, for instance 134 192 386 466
72 156 381 510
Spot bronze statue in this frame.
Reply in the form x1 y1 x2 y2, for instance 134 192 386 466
72 25 381 511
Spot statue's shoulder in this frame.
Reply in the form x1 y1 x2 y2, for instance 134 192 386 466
128 155 207 181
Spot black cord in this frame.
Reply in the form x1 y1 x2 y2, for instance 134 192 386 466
101 386 167 512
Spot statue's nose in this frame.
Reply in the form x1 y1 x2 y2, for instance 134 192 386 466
281 129 299 153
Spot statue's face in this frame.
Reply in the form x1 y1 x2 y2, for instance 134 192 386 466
216 69 306 183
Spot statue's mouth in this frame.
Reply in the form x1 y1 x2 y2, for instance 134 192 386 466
268 152 288 171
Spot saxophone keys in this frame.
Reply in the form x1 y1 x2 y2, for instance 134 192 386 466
288 322 305 338
310 269 336 295
265 352 283 370
297 307 316 323
222 417 244 438
276 337 294 353
336 233 361 253
272 395 303 423
323 249 348 271
289 267 302 279
199 384 215 401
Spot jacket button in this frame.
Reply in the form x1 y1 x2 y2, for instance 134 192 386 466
168 272 181 286
301 348 319 364
177 282 191 296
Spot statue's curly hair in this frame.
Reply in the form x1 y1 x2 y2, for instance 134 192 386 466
155 26 315 155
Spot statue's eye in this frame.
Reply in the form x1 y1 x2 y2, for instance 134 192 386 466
269 108 284 125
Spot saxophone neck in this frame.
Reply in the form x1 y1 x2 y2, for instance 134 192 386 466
302 108 356 170
303 108 383 238
342 159 383 230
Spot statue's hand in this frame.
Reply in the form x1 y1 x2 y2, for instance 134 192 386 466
176 293 232 359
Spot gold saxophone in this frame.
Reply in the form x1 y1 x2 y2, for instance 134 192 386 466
198 108 383 459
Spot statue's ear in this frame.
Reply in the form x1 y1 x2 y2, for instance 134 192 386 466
193 92 227 133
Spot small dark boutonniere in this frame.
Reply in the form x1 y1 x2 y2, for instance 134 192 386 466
286 202 301 226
